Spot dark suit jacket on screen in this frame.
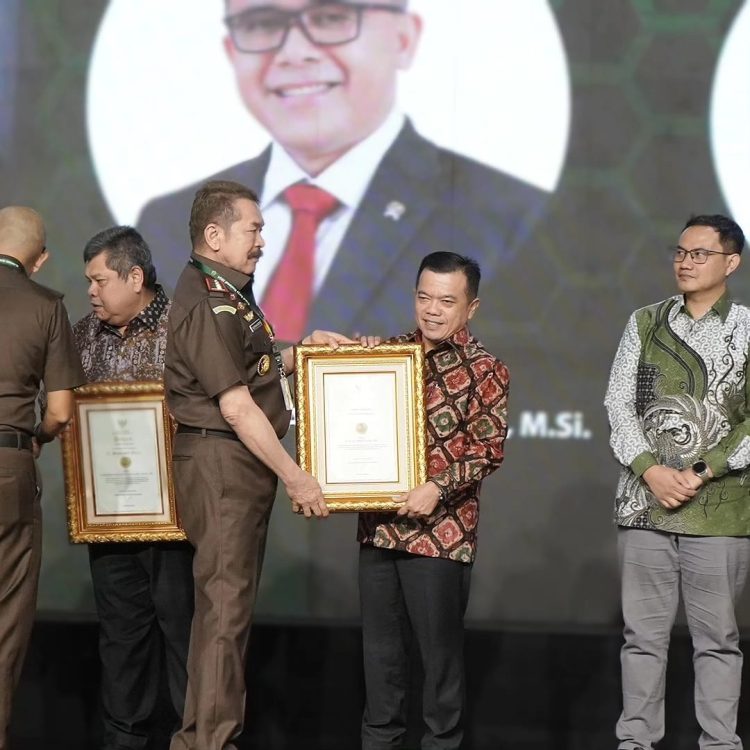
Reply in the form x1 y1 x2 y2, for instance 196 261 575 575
137 120 549 337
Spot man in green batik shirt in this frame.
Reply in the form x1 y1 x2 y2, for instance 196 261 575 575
605 214 750 750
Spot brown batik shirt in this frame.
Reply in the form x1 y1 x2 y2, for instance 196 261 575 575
357 326 509 564
72 286 170 382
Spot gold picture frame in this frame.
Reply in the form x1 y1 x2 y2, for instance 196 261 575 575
61 381 186 543
295 343 427 512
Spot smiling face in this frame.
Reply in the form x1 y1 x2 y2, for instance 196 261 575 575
224 0 420 174
210 197 266 275
674 224 740 300
415 269 480 352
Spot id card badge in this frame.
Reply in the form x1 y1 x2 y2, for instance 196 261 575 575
280 374 295 421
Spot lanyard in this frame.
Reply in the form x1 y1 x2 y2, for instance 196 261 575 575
190 256 274 338
0 257 23 272
189 257 294 411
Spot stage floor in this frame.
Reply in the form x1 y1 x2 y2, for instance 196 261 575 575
11 619 750 749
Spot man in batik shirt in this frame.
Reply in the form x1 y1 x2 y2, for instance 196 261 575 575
358 251 509 750
73 226 194 750
605 214 750 750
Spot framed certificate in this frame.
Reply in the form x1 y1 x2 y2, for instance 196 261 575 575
295 344 428 512
61 381 186 543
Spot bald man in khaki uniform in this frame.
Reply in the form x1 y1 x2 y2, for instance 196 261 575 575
0 206 85 749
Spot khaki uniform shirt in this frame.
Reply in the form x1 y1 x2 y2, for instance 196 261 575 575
0 254 85 434
165 256 290 438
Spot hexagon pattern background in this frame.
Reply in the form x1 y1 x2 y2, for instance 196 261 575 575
2 0 747 624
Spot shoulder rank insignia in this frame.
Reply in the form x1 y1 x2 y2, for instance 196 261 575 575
257 354 271 376
204 277 231 294
212 304 237 316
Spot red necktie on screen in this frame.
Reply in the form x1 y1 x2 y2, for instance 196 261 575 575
261 184 340 342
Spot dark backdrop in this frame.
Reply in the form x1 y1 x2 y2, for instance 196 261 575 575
2 0 748 626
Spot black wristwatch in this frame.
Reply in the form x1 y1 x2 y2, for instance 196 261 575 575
692 460 710 484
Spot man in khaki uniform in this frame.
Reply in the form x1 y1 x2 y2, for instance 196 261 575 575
0 206 85 749
166 180 354 750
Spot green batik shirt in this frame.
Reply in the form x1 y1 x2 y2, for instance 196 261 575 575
605 292 750 535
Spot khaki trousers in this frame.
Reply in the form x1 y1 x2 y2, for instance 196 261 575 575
0 447 41 750
169 433 276 750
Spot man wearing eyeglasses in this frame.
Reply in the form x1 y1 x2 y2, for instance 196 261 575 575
137 0 547 341
605 214 750 749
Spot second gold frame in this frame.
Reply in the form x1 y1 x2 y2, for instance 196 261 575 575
61 381 186 543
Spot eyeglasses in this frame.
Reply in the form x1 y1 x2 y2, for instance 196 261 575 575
670 247 737 264
224 2 405 54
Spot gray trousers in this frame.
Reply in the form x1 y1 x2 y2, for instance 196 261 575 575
617 528 750 750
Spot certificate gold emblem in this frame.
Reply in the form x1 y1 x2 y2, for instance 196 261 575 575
257 355 271 376
120 456 132 469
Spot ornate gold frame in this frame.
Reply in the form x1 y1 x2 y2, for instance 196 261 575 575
295 344 427 512
61 381 186 543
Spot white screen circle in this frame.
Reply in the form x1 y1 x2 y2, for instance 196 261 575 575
711 2 750 234
87 0 571 224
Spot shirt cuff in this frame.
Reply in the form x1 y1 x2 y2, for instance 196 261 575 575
701 450 727 480
630 451 658 478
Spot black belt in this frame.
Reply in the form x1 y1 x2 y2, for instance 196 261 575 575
175 425 241 442
0 432 33 450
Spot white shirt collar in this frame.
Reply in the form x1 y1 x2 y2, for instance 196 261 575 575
261 111 405 210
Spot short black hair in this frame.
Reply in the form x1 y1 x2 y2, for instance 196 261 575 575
683 214 745 256
83 226 157 290
416 252 481 300
190 180 260 249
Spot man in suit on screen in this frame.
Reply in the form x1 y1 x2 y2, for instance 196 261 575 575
138 0 548 340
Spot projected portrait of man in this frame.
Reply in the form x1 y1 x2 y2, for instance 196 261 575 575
137 0 549 340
